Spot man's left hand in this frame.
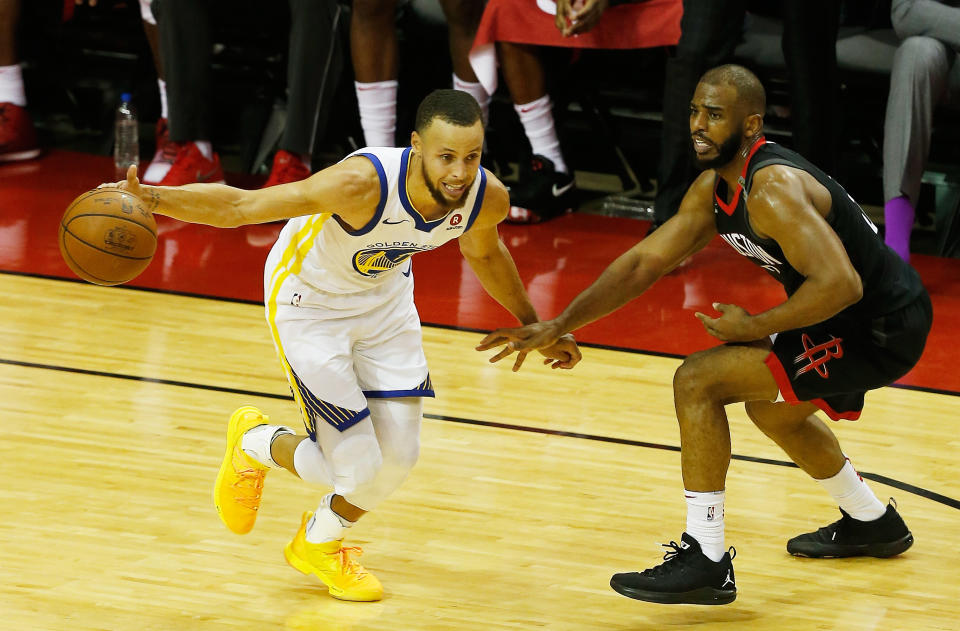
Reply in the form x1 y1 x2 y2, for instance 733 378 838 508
695 302 763 342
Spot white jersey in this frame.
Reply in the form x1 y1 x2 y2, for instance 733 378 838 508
265 146 487 316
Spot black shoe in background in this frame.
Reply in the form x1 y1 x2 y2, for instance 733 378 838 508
505 154 575 224
787 501 913 558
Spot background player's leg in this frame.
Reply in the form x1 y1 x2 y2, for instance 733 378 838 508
654 0 745 225
882 36 951 261
351 0 398 146
781 0 840 175
440 0 489 123
158 0 210 144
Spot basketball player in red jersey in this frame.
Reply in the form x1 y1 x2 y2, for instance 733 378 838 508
478 65 932 605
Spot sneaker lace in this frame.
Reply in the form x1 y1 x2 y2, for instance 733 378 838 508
639 540 691 577
338 546 368 579
230 452 265 510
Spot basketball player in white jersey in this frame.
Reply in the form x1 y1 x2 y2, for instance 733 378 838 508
114 89 581 601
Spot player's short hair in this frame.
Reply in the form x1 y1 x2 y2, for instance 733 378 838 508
414 89 483 134
699 64 766 117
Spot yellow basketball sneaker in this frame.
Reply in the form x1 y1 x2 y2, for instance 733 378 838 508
284 511 384 601
214 406 270 534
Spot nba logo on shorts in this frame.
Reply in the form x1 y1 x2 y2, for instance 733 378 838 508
706 506 715 521
291 293 302 307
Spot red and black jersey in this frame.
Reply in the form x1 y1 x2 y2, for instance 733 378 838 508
712 139 925 319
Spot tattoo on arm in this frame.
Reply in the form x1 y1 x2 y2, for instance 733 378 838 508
147 191 160 212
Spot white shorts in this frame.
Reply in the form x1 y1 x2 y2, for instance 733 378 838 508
264 272 433 439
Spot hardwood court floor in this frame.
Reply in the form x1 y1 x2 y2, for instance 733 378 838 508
2 273 958 631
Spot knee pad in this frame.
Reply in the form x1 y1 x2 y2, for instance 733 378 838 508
292 439 333 486
329 433 383 494
367 398 422 474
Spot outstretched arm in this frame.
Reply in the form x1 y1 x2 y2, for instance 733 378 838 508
113 157 380 228
459 174 581 370
477 170 718 359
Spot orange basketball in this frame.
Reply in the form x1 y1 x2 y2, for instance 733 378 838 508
58 188 157 286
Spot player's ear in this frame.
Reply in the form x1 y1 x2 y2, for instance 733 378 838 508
410 131 421 154
744 113 763 140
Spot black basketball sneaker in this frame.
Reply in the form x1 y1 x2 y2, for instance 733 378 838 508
787 500 913 558
610 533 737 605
505 154 575 224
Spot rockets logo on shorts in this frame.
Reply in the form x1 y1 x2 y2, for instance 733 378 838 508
794 333 844 379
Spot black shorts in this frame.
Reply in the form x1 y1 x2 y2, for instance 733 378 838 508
764 291 933 420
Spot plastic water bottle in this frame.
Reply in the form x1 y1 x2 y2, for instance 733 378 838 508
114 92 139 181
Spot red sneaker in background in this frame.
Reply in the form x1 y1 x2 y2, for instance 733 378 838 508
142 118 181 184
0 102 41 162
158 141 225 186
261 149 311 188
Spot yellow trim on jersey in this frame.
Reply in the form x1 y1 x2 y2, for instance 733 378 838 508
266 214 331 432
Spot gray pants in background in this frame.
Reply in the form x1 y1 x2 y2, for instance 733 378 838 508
883 0 960 204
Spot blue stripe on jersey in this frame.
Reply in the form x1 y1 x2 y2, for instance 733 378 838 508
463 167 487 232
343 152 388 236
291 368 371 435
362 374 435 399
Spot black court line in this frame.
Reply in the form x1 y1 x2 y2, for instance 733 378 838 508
3 356 957 511
4 268 959 398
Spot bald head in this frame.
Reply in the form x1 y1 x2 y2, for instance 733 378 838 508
699 64 766 118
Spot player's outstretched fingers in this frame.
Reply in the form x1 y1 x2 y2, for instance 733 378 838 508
476 329 518 352
511 350 529 372
486 342 517 364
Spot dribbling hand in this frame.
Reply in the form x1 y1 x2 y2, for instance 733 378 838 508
99 165 144 198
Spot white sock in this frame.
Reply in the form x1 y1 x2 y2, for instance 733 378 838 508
305 493 355 543
0 64 27 107
816 458 886 521
139 0 157 24
355 80 397 147
514 95 567 173
240 423 295 469
193 140 213 160
452 73 490 126
157 78 168 119
685 489 725 562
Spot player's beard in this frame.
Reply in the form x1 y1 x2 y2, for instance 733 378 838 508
692 131 743 171
422 161 471 211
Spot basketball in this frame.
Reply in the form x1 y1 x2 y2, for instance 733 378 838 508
58 188 157 286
